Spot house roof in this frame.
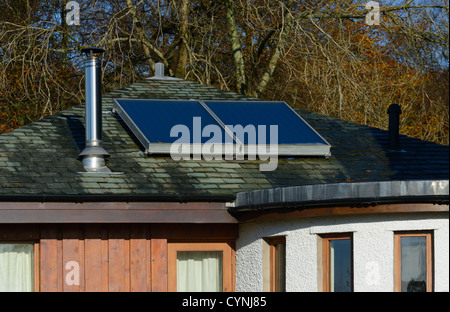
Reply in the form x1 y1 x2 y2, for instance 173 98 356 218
0 78 449 203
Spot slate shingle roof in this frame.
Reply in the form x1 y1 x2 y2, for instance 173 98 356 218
0 79 448 197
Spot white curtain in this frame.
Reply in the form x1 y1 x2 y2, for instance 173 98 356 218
0 244 34 292
177 251 222 292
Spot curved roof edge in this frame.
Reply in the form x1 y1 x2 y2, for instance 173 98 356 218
233 180 449 212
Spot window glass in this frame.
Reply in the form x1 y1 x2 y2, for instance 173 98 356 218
329 238 352 292
177 251 223 292
263 237 286 292
401 236 427 292
274 242 286 292
0 244 34 292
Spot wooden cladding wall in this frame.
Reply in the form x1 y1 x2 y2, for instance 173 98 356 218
0 223 238 292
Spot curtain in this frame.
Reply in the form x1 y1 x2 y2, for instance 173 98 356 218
177 251 223 292
0 244 34 292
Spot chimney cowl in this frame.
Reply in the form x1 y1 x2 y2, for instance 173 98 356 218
81 47 105 56
387 103 401 114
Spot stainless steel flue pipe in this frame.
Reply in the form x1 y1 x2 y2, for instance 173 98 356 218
78 47 110 172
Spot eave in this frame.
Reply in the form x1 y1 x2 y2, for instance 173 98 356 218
0 194 237 224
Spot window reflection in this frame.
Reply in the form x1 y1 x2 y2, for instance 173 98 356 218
330 239 352 292
401 236 427 292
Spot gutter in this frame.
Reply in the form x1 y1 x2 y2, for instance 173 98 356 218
228 196 449 214
231 180 449 213
0 194 235 204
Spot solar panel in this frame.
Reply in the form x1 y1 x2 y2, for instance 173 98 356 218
113 99 331 157
113 99 235 155
202 101 331 156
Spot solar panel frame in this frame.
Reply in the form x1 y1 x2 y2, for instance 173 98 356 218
113 98 151 151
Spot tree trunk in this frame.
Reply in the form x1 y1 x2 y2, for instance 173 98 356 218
175 0 190 79
253 0 294 98
225 0 247 94
126 0 156 72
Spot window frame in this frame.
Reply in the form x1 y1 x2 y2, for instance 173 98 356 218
0 241 39 292
321 233 354 292
167 241 234 292
394 231 433 292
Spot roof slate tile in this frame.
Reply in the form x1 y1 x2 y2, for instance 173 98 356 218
0 78 448 197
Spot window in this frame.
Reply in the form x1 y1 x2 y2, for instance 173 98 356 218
321 233 353 292
394 231 433 292
263 236 286 292
168 242 233 292
0 243 37 292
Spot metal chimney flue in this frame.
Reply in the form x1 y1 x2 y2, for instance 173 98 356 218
147 62 181 80
78 47 111 172
387 104 402 150
154 62 165 78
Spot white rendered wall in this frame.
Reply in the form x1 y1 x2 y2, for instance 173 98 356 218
236 212 449 292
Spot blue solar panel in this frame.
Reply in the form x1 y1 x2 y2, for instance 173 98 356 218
202 101 329 146
114 99 233 146
114 99 331 156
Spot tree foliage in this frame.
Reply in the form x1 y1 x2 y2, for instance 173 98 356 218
0 0 448 145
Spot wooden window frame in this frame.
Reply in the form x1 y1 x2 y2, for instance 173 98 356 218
321 233 353 292
394 231 433 292
0 241 40 292
264 236 286 292
167 241 234 292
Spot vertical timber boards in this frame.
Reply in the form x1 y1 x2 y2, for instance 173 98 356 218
84 224 109 292
108 224 130 292
130 224 151 292
0 223 238 292
38 224 154 292
40 225 61 292
62 224 84 292
150 225 168 292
